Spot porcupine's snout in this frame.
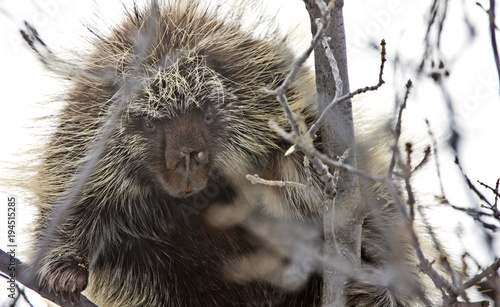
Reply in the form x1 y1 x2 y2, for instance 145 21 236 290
156 112 212 198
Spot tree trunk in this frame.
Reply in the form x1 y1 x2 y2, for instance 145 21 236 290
304 1 363 305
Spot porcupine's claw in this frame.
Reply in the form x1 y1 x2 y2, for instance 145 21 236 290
38 260 89 305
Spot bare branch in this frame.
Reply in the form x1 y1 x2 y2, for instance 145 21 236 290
461 258 500 290
245 174 307 189
269 120 384 183
274 0 336 95
418 0 449 76
261 0 336 136
455 157 493 207
412 145 432 173
383 178 465 302
388 79 413 177
477 0 500 93
307 39 387 139
426 119 446 196
381 79 479 303
403 143 417 222
478 179 500 219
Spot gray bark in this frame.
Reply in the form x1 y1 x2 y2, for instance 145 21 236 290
304 1 363 306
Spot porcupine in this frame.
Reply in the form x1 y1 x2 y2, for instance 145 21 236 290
20 0 438 306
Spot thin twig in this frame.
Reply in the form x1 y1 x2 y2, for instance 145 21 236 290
412 145 432 173
455 157 493 207
426 119 446 196
387 142 460 301
478 179 500 197
308 39 387 138
478 179 500 219
388 79 413 177
418 0 439 75
264 0 339 205
269 120 384 183
461 258 500 290
436 0 450 50
382 79 474 303
403 143 417 222
383 178 464 302
261 0 336 136
245 174 307 189
477 0 500 92
437 77 460 153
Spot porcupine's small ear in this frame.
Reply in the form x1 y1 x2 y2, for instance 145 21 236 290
20 21 78 80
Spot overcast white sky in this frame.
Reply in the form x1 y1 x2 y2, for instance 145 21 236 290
0 0 499 305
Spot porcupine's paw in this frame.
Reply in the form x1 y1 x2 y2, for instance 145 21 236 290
38 260 89 304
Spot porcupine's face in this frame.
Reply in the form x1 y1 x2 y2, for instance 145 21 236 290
121 55 232 198
129 110 221 198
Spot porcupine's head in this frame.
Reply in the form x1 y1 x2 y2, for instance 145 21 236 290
37 1 317 204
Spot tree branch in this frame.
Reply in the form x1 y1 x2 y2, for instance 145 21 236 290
308 39 386 140
477 0 500 94
245 174 307 189
461 258 500 291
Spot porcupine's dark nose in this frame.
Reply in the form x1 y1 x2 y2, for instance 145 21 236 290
175 148 209 173
164 112 209 175
161 112 212 197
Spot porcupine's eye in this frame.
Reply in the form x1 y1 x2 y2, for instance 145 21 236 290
204 112 212 124
204 109 214 124
142 118 156 132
